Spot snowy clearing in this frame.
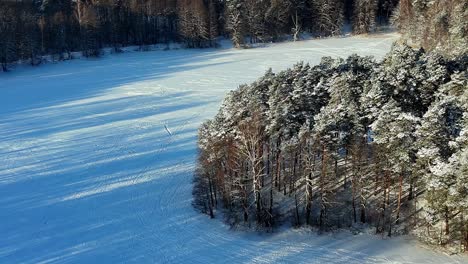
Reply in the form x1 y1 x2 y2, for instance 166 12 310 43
1 33 466 263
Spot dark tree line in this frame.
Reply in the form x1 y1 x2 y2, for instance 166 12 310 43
1 0 399 71
194 44 468 251
0 0 184 70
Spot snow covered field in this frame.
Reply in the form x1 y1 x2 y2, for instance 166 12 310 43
1 33 467 263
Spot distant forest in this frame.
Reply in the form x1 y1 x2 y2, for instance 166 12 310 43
3 1 465 71
0 0 401 70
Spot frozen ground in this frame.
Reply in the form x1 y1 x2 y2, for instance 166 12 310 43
1 33 467 263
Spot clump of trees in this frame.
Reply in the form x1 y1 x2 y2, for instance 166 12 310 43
1 0 401 71
194 43 468 251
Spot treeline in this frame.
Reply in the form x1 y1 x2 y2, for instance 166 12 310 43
223 0 398 47
0 0 399 71
394 0 467 56
194 44 468 251
0 0 185 71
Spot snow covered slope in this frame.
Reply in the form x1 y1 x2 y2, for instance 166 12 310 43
1 33 466 263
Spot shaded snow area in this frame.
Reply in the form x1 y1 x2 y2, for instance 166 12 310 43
1 33 466 263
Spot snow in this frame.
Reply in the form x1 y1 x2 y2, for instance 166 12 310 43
1 33 467 263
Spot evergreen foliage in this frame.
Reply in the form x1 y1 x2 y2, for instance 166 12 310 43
194 43 468 251
393 0 468 56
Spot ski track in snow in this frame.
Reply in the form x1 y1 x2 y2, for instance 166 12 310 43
1 33 467 263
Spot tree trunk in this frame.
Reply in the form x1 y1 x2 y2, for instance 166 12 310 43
206 185 214 218
386 177 392 237
208 176 215 209
306 146 316 226
360 203 366 223
290 152 298 196
213 176 218 208
445 206 450 236
319 145 327 230
306 173 313 225
282 157 287 195
396 174 403 224
408 177 414 201
351 173 357 223
275 140 281 190
295 193 300 226
351 179 357 223
377 172 388 234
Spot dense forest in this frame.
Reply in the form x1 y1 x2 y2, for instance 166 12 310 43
0 0 401 71
194 43 468 251
193 0 468 250
394 0 468 55
2 0 466 71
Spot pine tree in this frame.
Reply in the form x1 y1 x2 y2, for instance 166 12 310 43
208 0 219 46
18 8 41 65
448 1 468 55
243 0 268 43
226 0 245 48
450 148 468 251
371 100 420 233
265 0 291 40
353 0 377 34
178 7 209 48
0 4 17 71
311 0 344 36
236 109 267 224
